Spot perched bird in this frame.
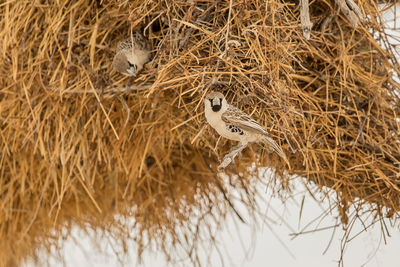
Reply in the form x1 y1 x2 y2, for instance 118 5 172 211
204 91 289 169
112 32 152 76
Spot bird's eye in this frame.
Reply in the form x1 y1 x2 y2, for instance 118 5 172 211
219 98 222 103
128 62 137 70
208 99 213 104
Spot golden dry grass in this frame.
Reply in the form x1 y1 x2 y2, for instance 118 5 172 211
0 0 400 266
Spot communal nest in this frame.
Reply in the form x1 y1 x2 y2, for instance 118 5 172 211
1 0 400 266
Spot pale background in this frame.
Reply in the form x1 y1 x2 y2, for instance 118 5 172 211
25 4 400 267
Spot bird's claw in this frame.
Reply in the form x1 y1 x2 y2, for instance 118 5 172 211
218 153 236 170
217 144 247 170
218 156 232 170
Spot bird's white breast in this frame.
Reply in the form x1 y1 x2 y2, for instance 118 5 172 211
205 105 243 142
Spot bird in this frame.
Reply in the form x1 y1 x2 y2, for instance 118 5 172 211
204 91 289 169
112 32 152 76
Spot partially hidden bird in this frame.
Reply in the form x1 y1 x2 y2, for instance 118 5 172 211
112 32 152 76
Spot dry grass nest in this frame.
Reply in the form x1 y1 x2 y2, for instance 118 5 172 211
1 0 400 266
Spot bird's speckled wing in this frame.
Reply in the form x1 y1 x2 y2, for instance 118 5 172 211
221 105 267 135
116 32 150 52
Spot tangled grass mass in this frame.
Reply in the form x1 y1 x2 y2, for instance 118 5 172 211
0 0 400 266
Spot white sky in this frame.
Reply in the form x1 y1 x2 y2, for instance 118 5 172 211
25 4 400 267
25 176 400 267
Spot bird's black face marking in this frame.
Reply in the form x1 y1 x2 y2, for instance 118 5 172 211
210 97 222 112
212 105 222 112
128 61 138 71
228 125 244 135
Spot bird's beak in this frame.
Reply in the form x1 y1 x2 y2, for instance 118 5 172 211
211 97 220 106
126 67 135 76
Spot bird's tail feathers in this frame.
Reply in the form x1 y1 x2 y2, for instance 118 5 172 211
261 135 290 165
